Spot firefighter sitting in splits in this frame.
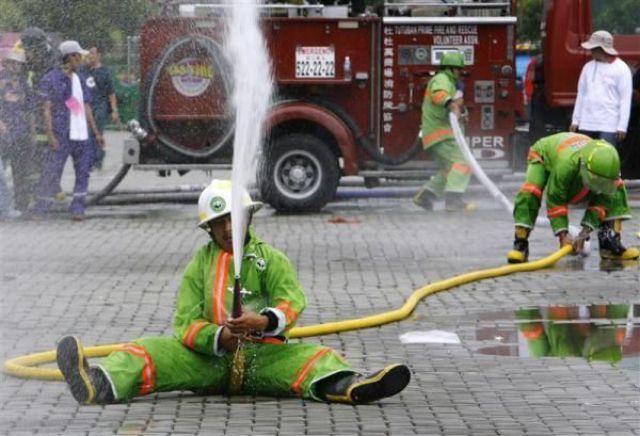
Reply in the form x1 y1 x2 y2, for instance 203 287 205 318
507 132 639 263
413 50 474 212
56 179 411 405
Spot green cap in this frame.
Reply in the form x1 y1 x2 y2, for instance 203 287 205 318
440 51 465 68
579 139 620 195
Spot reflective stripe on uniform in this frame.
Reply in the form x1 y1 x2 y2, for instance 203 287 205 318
569 186 590 204
291 348 331 394
212 252 232 325
450 162 471 174
527 149 543 163
521 323 544 340
182 320 209 350
520 183 543 198
431 90 450 105
547 206 568 218
276 301 299 325
422 128 453 146
587 206 606 221
555 135 590 155
120 344 156 395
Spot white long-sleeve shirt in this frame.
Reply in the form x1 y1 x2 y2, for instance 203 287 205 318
571 58 632 133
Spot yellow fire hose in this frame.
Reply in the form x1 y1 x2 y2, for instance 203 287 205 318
3 245 573 381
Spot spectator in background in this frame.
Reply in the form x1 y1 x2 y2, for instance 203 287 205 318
32 41 104 221
620 70 640 179
570 30 633 148
80 45 119 170
0 47 36 213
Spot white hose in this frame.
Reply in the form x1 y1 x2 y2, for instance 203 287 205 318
447 113 590 254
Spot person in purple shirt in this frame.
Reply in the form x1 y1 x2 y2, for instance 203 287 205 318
32 40 104 221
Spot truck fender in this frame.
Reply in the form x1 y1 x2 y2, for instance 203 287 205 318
265 101 359 175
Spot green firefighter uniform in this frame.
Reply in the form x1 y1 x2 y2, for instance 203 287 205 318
99 229 353 401
514 132 630 235
418 69 472 197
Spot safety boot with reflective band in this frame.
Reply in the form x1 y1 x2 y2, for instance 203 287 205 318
413 189 436 211
57 336 114 404
507 227 530 263
598 220 640 260
317 364 411 404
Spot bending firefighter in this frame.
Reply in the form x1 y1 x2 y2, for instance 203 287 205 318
414 50 474 212
55 180 411 405
507 133 639 263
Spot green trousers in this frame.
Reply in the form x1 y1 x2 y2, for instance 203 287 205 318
418 138 472 198
100 336 354 401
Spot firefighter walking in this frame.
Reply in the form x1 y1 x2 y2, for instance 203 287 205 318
55 180 410 405
414 51 474 212
507 133 639 263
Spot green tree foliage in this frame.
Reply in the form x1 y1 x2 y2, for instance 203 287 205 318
0 0 27 30
517 0 543 45
591 0 640 35
1 0 156 49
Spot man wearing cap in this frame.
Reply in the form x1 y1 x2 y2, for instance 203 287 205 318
0 46 36 213
570 30 633 148
32 40 104 220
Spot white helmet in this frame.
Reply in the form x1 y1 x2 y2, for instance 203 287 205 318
197 179 262 228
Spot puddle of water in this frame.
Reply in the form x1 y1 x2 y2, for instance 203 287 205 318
473 304 640 366
558 254 639 272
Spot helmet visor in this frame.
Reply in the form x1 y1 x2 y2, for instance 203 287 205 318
581 164 617 195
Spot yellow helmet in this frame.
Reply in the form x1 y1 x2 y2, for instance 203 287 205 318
197 179 262 228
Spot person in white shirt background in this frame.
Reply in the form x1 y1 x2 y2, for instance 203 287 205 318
569 30 633 149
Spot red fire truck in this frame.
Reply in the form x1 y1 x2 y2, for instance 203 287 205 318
125 1 520 211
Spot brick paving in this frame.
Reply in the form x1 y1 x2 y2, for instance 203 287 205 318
0 133 639 435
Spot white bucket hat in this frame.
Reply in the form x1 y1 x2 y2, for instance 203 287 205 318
581 30 618 56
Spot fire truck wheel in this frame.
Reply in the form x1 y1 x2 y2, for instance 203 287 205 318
260 133 339 213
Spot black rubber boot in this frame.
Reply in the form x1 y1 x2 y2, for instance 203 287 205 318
56 336 114 404
316 364 411 404
445 192 475 212
507 227 530 263
598 221 640 260
413 189 437 211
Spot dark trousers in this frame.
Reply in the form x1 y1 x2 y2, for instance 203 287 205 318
0 135 37 212
34 137 95 215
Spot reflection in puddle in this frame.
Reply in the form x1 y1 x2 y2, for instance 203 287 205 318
475 304 639 366
558 254 639 272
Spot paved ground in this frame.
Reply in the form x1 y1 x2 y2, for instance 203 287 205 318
0 132 639 435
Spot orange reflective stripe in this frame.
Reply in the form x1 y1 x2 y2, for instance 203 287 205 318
569 186 590 204
182 321 209 350
587 206 606 221
521 323 544 340
547 206 568 218
520 183 543 198
422 128 453 146
615 179 624 188
120 344 156 395
212 252 232 325
556 135 590 155
246 336 285 345
431 90 450 105
291 348 331 394
450 162 471 174
527 149 543 163
276 301 299 325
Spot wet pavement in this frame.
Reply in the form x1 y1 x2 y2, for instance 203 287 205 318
0 132 639 435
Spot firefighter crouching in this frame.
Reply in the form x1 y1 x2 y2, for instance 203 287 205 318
414 50 474 212
55 180 411 405
507 133 639 263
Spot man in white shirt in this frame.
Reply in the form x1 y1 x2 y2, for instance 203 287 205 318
570 30 633 148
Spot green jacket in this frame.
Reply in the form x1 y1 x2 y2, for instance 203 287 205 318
528 132 624 233
173 228 307 356
421 69 458 148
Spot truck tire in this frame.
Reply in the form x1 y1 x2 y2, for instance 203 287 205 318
260 133 340 213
